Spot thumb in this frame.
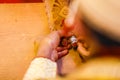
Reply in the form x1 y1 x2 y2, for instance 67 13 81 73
77 42 90 56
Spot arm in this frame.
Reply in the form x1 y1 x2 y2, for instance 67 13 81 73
23 31 68 80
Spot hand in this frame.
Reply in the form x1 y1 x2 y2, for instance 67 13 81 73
64 0 91 57
36 30 69 61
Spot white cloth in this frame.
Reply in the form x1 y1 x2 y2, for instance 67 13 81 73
23 58 57 80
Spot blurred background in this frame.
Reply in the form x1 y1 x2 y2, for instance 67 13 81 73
0 0 43 3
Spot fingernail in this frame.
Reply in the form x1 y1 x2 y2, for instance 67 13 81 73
64 17 74 28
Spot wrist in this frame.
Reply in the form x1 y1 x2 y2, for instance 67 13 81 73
36 44 53 60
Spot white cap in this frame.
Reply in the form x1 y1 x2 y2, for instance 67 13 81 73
79 0 120 42
70 36 77 44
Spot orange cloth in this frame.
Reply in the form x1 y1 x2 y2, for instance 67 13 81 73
0 3 50 80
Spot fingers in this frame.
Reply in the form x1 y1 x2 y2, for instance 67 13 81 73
77 42 90 56
51 49 69 61
56 45 72 52
64 0 80 30
58 29 73 37
36 30 72 61
51 50 58 61
58 50 69 59
56 47 67 52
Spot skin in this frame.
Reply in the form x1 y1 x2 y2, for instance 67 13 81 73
36 6 95 62
37 30 71 61
37 0 120 77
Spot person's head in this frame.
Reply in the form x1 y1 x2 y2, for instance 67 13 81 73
64 0 120 57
